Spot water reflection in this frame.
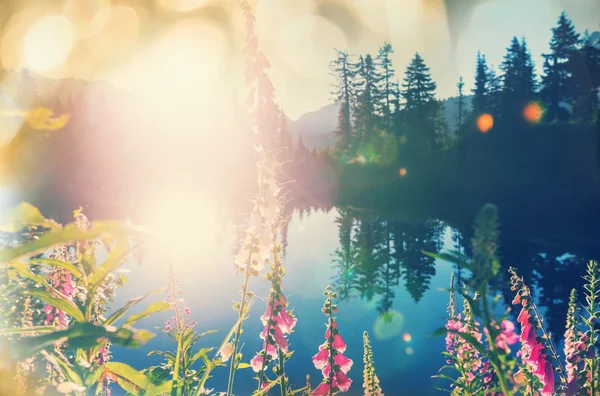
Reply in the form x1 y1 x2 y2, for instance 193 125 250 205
285 202 597 342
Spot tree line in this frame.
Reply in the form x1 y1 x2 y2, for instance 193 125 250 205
326 12 600 164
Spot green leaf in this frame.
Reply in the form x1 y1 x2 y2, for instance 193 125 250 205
0 202 59 233
0 221 149 264
0 326 56 335
43 352 83 386
28 290 85 322
146 381 174 396
124 301 170 326
105 289 164 326
189 348 214 366
103 362 151 395
16 322 154 360
89 237 130 290
28 258 85 280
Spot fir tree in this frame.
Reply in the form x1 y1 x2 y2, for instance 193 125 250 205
456 76 467 132
500 37 537 118
376 42 397 131
487 66 502 116
353 54 381 149
402 53 437 112
472 51 489 114
402 53 438 153
568 31 600 123
541 12 581 121
330 49 356 151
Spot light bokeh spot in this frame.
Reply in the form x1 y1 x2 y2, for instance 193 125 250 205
477 113 494 133
24 16 74 72
523 102 544 123
373 309 405 340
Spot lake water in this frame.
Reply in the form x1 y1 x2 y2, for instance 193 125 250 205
108 203 575 396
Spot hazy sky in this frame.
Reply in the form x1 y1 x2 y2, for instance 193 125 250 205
0 0 599 120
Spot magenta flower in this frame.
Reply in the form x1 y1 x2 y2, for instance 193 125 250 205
43 267 75 328
251 292 296 375
514 293 555 395
312 285 352 395
494 320 519 353
184 307 191 315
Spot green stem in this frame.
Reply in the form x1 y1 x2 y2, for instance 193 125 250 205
527 288 567 383
481 292 513 396
278 347 287 396
257 294 278 390
226 248 254 396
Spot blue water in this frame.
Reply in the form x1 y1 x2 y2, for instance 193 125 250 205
111 209 457 395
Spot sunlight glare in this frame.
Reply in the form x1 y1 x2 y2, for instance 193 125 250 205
24 16 74 72
63 0 111 39
111 19 226 128
87 6 139 59
158 0 208 12
277 15 347 78
143 193 218 257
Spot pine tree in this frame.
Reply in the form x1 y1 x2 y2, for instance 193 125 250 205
402 53 438 153
353 54 381 149
541 12 581 121
456 76 466 132
472 51 489 114
568 31 600 123
402 53 437 112
376 42 397 131
330 49 357 151
487 66 502 116
500 37 537 118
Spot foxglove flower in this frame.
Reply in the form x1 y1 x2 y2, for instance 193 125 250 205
510 268 557 396
312 285 352 395
362 331 383 396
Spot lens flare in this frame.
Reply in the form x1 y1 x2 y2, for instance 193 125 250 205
405 347 414 355
399 168 407 177
373 310 405 340
477 113 494 133
523 102 543 123
24 16 74 72
402 333 412 342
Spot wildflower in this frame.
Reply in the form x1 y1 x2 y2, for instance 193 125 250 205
312 286 352 395
219 343 234 362
43 251 75 328
510 268 558 396
363 331 383 396
184 307 191 315
493 320 519 353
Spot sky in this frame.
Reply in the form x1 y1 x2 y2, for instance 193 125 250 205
0 0 599 120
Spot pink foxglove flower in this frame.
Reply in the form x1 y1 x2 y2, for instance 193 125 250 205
511 268 556 396
43 265 75 328
312 285 352 395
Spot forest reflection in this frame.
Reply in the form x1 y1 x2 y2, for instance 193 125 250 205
233 201 595 340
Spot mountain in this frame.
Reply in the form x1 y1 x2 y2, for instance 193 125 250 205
288 97 473 149
288 102 338 149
